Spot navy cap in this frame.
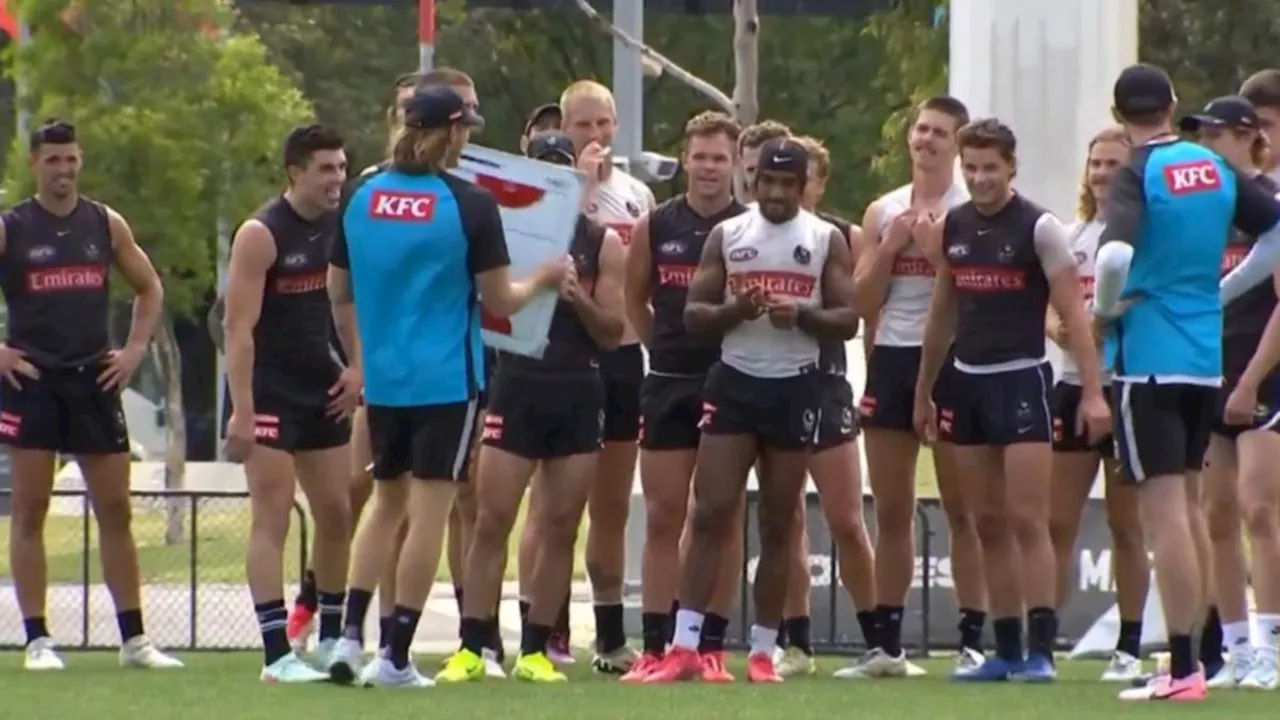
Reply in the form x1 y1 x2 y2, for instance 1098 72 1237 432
1179 95 1259 132
1113 63 1176 117
756 137 809 179
522 103 562 137
403 86 485 130
526 131 576 165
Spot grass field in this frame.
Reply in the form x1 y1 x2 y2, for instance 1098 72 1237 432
0 446 939 587
0 651 1260 719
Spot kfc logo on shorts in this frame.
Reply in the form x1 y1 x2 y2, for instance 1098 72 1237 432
253 414 280 441
481 413 504 441
0 411 21 438
1223 244 1248 274
1163 160 1222 195
369 190 437 221
728 247 758 262
698 402 717 429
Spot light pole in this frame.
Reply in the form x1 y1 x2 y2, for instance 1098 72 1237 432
418 0 434 72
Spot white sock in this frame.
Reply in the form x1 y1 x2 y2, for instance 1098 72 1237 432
749 624 778 658
1224 620 1254 653
673 609 703 651
1257 614 1280 649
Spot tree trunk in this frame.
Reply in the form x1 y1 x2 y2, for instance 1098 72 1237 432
732 0 760 201
154 312 187 546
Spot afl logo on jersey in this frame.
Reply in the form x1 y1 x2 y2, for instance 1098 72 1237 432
793 245 811 266
660 240 686 256
283 253 307 268
948 243 969 260
27 245 55 263
728 247 758 262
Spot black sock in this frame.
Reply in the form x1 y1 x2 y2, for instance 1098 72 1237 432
1199 605 1224 666
856 610 880 649
255 599 291 666
342 588 373 643
958 608 986 652
1170 633 1195 679
116 608 144 643
878 605 905 656
665 599 679 645
594 603 626 654
453 585 464 615
388 605 422 670
22 617 50 646
378 615 393 650
554 594 571 637
459 615 489 656
317 591 345 641
522 622 552 657
519 599 531 631
992 616 1023 662
698 613 729 654
1117 619 1142 658
777 622 789 649
784 616 812 655
295 568 318 611
642 612 667 655
1026 606 1057 660
486 615 505 662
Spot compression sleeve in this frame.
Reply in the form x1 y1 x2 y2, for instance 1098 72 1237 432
1092 242 1133 317
1221 221 1280 304
1031 213 1075 278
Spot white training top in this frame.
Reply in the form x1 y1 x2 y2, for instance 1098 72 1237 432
719 207 833 379
1057 219 1104 385
873 182 970 347
585 168 656 249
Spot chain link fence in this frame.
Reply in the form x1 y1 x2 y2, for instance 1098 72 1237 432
0 490 309 650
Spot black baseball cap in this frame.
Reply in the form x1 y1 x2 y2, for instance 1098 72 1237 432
756 137 809 179
526 131 576 166
1178 95 1260 132
403 86 485 130
1113 63 1176 117
522 103 562 137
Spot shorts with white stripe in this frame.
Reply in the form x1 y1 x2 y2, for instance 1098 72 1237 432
937 362 1053 446
366 399 480 481
1112 380 1215 483
1210 373 1280 440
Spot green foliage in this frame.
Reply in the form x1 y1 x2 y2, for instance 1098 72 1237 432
5 0 311 318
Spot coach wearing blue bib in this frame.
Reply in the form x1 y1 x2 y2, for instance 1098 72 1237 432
325 85 567 688
1097 64 1280 702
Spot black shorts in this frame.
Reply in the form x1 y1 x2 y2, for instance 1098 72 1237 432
859 345 960 432
939 362 1053 447
366 399 481 481
1113 380 1216 483
639 373 705 451
481 369 604 460
0 364 128 454
1211 373 1280 440
1051 382 1115 456
222 383 350 454
815 375 857 452
599 344 643 443
699 362 821 450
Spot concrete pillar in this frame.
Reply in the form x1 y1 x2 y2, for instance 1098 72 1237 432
949 0 1139 221
611 0 644 160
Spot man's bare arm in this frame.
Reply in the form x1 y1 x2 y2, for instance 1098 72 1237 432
571 229 625 350
1038 214 1105 398
683 226 741 336
108 208 165 353
326 265 360 372
225 221 274 418
851 202 896 315
1237 270 1280 391
914 264 957 400
623 213 656 347
798 228 858 341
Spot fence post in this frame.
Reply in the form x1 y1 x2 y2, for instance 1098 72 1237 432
80 493 90 648
915 503 932 656
188 493 198 650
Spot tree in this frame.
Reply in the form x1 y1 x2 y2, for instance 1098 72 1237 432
6 0 312 542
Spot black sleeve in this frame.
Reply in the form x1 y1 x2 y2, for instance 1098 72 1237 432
1232 167 1280 236
1097 162 1146 247
447 175 510 276
330 172 378 269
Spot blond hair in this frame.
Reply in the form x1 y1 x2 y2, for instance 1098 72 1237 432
559 80 615 118
390 125 457 174
739 120 791 153
793 135 831 179
1077 126 1129 221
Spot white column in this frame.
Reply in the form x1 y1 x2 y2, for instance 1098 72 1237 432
949 0 1139 220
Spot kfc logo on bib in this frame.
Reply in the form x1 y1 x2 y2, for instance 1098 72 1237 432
1163 160 1222 195
370 190 437 221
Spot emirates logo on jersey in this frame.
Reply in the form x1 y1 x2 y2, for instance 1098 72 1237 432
369 190 437 221
657 263 695 287
607 222 634 246
27 265 106 293
481 309 512 335
891 256 936 277
727 270 816 298
1223 245 1248 275
952 266 1026 291
1079 275 1095 301
275 271 327 294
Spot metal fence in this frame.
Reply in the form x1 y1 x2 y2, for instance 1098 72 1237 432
0 489 309 650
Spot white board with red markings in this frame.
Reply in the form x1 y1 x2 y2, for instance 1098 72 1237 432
451 144 587 358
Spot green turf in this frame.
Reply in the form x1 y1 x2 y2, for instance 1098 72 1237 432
0 652 1255 719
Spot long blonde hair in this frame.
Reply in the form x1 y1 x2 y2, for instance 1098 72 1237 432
1077 126 1130 222
389 125 458 174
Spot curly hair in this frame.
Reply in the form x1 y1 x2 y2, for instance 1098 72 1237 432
1077 126 1129 222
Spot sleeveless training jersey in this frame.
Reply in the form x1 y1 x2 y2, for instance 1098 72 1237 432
501 215 605 373
874 183 970 347
816 210 854 375
719 208 831 379
648 196 747 375
249 197 342 403
1059 220 1104 385
1 197 113 368
586 168 655 249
